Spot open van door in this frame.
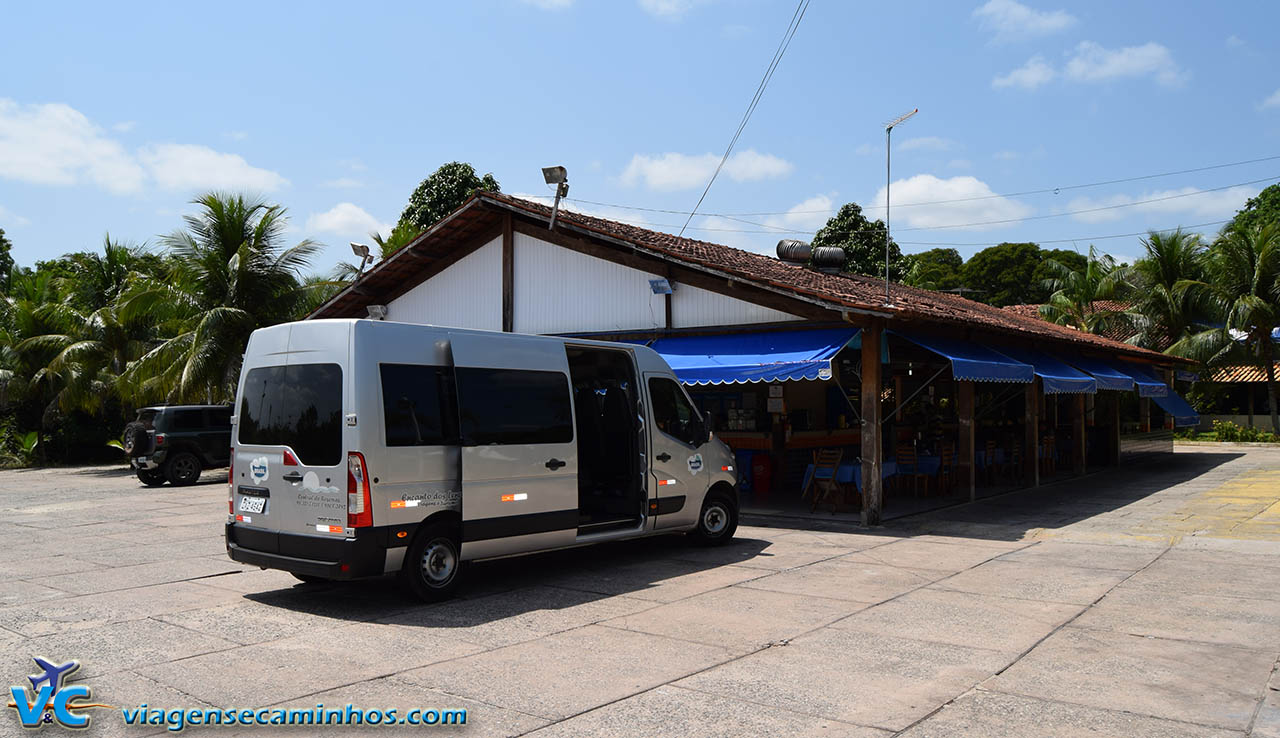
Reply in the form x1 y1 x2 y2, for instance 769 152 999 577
449 332 580 559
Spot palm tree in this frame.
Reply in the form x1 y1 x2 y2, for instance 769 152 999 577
1126 229 1207 351
118 193 319 403
1173 222 1280 431
1038 246 1129 334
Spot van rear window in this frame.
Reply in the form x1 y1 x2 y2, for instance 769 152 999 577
238 363 343 466
455 368 572 446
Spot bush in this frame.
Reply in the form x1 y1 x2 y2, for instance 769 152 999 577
1210 420 1280 443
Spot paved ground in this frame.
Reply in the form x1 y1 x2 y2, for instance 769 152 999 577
1 446 1279 736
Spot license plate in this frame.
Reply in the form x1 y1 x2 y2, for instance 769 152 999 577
238 495 266 514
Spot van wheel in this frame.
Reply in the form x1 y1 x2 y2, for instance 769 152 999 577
164 452 201 486
401 522 464 602
136 468 166 487
691 490 738 546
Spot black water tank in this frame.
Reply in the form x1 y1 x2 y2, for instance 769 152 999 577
776 239 812 262
812 246 847 272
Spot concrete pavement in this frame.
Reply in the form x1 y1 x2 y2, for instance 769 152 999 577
0 446 1277 736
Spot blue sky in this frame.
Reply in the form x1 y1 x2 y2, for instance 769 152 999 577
2 0 1278 272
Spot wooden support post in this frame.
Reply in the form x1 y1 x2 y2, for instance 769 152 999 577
1139 397 1150 433
860 322 884 526
501 214 514 332
1025 379 1040 487
894 376 903 421
958 380 975 501
1073 393 1087 475
1110 392 1122 466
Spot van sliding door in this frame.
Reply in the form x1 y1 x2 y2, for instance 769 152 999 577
449 332 579 559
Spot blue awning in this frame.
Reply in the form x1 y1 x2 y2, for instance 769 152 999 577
1114 362 1170 397
1061 355 1136 392
891 330 1034 383
992 346 1097 394
648 328 857 385
1153 390 1199 427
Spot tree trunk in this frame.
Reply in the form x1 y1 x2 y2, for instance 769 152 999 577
1264 338 1280 434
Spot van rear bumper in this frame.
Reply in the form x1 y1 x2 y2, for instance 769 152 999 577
225 524 388 580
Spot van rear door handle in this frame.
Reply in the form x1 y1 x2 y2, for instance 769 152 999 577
545 458 566 470
655 452 671 462
282 471 303 483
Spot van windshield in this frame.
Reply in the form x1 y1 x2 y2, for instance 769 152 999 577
238 363 343 466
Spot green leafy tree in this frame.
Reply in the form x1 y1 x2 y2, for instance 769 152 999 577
1032 248 1087 288
1227 183 1280 234
1038 246 1129 334
118 193 318 403
902 248 963 290
1173 222 1280 431
0 228 13 295
400 161 500 232
961 242 1044 307
1127 229 1207 350
810 202 904 279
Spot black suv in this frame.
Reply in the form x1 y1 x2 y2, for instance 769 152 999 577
121 405 232 486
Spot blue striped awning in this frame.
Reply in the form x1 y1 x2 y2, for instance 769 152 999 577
1153 390 1199 427
647 328 857 385
1114 363 1170 397
993 346 1097 394
891 331 1034 383
1063 355 1137 392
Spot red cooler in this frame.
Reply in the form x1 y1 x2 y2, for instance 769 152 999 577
750 453 773 502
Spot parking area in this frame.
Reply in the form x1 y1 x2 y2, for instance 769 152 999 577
1 446 1279 736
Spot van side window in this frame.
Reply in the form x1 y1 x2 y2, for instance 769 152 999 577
238 363 343 466
455 368 572 446
649 377 702 446
380 364 458 446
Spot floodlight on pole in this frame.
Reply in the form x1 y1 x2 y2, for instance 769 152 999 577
542 166 569 231
883 107 917 307
350 242 373 277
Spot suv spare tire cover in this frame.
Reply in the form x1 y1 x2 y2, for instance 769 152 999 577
122 422 147 454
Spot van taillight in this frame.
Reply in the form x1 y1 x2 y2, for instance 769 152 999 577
228 448 234 513
347 452 373 528
283 448 300 466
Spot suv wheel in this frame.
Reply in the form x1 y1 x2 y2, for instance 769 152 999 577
690 489 738 546
164 451 201 487
401 522 464 602
136 468 166 487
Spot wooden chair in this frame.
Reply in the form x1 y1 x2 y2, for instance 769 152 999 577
809 447 844 513
1040 435 1056 475
938 441 956 495
896 445 931 498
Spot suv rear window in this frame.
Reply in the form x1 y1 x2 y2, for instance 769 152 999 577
238 363 343 466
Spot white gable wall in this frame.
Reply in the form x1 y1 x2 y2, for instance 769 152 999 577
387 236 502 330
384 231 802 334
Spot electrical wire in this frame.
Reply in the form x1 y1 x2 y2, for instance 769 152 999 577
677 0 810 237
568 152 1280 217
894 220 1232 247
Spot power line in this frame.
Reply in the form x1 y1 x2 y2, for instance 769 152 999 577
677 0 810 237
895 220 1231 247
569 152 1280 217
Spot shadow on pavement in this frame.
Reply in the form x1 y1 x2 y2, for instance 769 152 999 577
243 533 772 624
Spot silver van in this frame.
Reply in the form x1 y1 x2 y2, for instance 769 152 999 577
225 319 739 600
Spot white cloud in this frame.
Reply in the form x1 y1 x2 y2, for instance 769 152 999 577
1260 88 1280 110
854 143 876 156
897 136 954 152
519 0 574 8
763 193 836 235
1226 35 1245 49
867 174 1032 231
322 177 365 188
992 55 1055 90
620 149 792 190
993 150 1019 160
112 121 136 133
973 0 1075 41
638 0 706 20
306 203 392 238
0 204 31 226
0 99 146 194
1065 41 1184 87
1065 185 1261 224
224 130 249 141
139 143 288 192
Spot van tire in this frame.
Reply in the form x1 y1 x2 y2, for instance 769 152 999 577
691 489 738 546
164 451 201 486
136 468 166 487
401 522 464 602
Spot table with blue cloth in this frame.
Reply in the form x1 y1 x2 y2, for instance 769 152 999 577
802 459 898 494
